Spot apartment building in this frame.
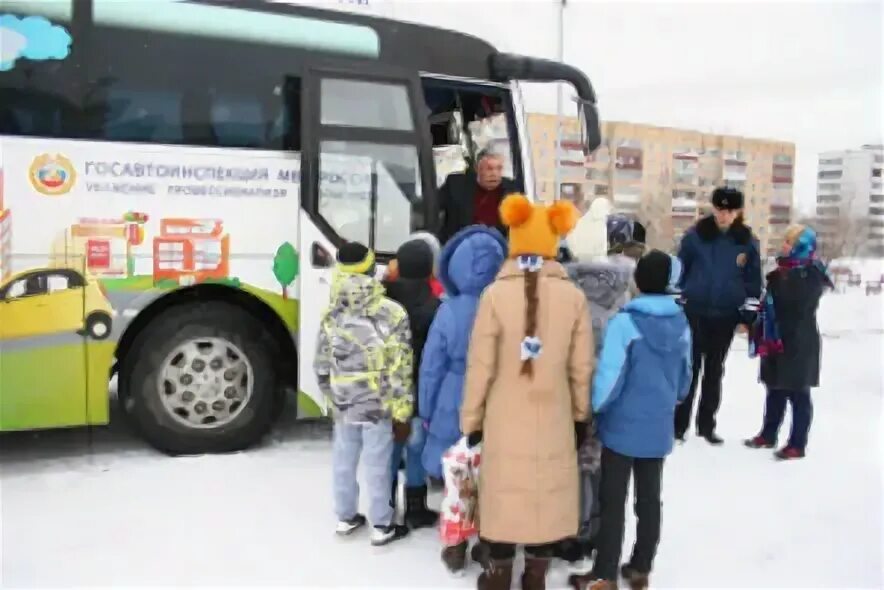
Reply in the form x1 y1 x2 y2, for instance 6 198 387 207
815 145 884 257
527 114 795 256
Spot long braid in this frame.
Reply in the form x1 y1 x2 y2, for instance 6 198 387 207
521 270 540 377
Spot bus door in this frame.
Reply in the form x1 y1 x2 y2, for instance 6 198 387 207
298 63 436 413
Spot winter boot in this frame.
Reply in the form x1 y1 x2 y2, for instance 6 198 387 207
441 542 468 576
697 430 724 445
568 573 618 590
620 564 649 590
335 514 367 536
471 541 490 569
774 446 805 460
477 558 513 590
370 524 409 546
556 538 584 563
522 556 550 590
404 485 439 529
744 435 775 449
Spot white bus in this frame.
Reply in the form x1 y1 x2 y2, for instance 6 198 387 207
0 0 600 454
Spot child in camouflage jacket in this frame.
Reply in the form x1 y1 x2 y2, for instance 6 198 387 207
314 242 414 546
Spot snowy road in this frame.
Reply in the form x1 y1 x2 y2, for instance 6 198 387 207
1 293 881 589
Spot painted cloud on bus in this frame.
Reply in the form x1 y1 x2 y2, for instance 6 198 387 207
0 15 72 71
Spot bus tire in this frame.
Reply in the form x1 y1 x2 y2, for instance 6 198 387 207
122 302 277 455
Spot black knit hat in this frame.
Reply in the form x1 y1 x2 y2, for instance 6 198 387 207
396 240 434 280
634 249 672 295
711 187 744 211
337 241 375 275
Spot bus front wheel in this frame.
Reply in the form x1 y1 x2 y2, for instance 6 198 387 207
121 302 278 455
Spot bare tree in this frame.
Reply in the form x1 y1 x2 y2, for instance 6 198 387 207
803 194 871 260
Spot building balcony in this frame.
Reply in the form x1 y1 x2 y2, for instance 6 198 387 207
769 217 791 226
614 169 643 182
585 168 607 181
817 182 840 193
771 193 792 207
673 174 699 187
613 191 642 205
723 167 747 182
770 205 791 217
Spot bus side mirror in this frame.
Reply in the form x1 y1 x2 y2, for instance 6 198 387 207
576 97 601 154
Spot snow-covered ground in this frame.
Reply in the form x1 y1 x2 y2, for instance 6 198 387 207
1 291 882 589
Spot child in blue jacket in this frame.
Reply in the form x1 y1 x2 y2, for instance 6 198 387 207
570 250 692 590
419 225 506 479
418 225 506 574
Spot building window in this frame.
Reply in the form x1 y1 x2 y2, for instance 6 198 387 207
870 207 884 216
819 158 843 166
817 194 841 204
818 170 842 180
871 194 884 203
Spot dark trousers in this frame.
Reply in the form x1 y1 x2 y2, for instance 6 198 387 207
760 388 813 450
675 313 738 436
593 447 663 580
482 540 559 560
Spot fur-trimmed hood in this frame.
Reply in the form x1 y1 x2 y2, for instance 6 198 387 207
696 214 754 245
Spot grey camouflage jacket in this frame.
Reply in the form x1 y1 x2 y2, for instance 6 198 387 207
314 271 414 424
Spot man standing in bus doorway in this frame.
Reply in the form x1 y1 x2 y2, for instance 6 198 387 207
674 187 762 445
438 150 519 243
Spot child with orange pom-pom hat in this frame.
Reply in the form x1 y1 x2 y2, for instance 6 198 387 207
460 194 595 590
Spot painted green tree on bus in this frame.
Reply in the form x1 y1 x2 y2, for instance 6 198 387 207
272 242 299 300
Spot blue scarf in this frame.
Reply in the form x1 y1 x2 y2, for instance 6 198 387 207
750 227 830 358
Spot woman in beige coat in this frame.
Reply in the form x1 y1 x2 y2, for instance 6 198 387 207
461 194 594 590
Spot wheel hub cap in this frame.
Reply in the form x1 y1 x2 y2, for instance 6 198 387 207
158 337 253 429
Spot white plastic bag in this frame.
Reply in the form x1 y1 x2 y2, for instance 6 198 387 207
439 436 481 547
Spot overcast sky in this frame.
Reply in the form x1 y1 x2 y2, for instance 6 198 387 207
369 0 883 213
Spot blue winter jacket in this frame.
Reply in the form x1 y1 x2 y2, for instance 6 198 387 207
419 225 507 478
593 295 692 459
678 216 762 318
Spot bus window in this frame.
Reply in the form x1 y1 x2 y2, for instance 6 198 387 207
318 142 420 253
210 94 268 149
89 80 299 151
315 75 425 251
321 78 413 131
104 88 183 143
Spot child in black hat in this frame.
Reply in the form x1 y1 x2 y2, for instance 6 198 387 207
383 238 441 528
571 250 692 590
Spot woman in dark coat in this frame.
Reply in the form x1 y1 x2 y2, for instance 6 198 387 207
745 225 831 460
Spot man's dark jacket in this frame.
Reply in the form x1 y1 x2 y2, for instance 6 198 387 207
437 172 519 244
678 215 762 318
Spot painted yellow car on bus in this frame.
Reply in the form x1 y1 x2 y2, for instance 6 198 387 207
0 267 114 341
